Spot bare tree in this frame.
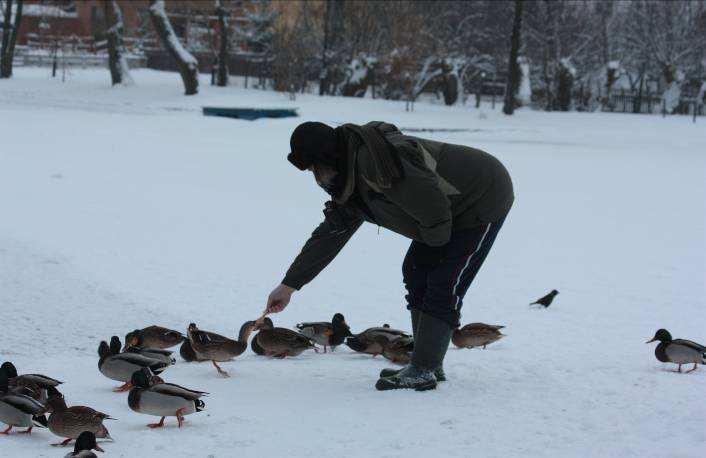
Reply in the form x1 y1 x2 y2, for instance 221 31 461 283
623 0 705 112
0 0 22 78
148 0 199 95
215 0 229 87
320 0 345 95
503 0 523 115
103 0 132 85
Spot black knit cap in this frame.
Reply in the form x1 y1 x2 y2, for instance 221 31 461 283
287 122 338 170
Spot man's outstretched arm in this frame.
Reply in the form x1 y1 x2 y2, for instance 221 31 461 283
266 203 363 313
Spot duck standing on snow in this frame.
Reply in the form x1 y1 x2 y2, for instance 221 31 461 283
1 361 63 404
45 387 113 447
64 431 104 457
381 336 415 365
0 366 48 435
452 323 505 349
346 326 412 357
646 329 706 373
253 319 315 358
115 335 176 366
250 317 273 355
296 313 353 352
530 290 559 307
128 368 207 429
124 326 185 350
186 321 257 377
98 339 170 392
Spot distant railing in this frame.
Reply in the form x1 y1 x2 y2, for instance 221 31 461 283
606 90 704 117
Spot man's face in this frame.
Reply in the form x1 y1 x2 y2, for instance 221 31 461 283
310 163 339 195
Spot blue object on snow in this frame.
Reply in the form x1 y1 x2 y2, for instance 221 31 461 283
202 107 298 121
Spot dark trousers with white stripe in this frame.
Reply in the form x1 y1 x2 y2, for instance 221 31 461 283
403 215 506 328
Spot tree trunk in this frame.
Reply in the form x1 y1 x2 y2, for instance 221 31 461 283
503 0 523 115
148 0 199 95
103 0 132 85
319 0 344 95
1 0 22 78
215 0 229 87
0 0 24 78
0 0 12 76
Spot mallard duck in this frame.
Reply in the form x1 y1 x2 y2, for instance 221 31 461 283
98 340 170 392
45 387 113 447
647 329 706 373
124 326 185 350
0 368 48 435
254 319 315 358
179 340 206 362
296 313 353 353
1 361 62 404
345 326 411 357
250 317 273 355
381 336 414 365
128 368 207 429
452 323 505 349
187 321 257 377
112 335 176 366
64 431 104 457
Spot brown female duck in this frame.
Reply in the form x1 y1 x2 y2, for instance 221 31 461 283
345 326 411 357
452 323 505 349
124 326 185 350
254 320 315 358
381 336 415 365
186 321 257 376
45 387 113 447
296 313 353 353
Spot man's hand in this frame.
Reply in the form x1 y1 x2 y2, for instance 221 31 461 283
265 284 295 314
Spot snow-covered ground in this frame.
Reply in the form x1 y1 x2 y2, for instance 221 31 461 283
1 68 705 457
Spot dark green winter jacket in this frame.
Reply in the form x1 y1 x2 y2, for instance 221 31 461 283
282 122 514 290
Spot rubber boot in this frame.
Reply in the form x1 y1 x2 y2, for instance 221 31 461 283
380 309 447 381
375 312 452 391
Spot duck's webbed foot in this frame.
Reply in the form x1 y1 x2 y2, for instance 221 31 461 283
51 438 73 447
147 417 166 428
686 363 698 373
176 408 186 428
113 382 133 392
212 361 230 377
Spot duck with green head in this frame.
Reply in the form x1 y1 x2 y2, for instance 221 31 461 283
0 365 48 435
64 431 104 458
45 387 114 447
128 368 207 429
647 329 706 373
98 339 170 392
296 313 353 353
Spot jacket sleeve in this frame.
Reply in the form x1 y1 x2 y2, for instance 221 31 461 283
381 143 452 247
282 204 363 290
